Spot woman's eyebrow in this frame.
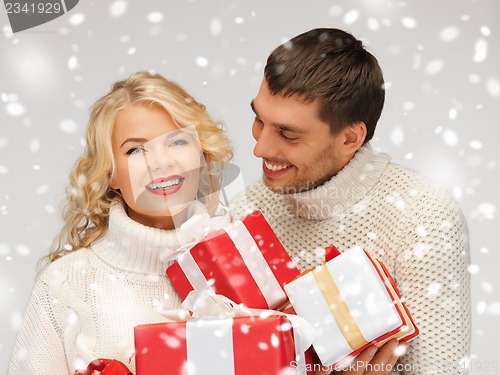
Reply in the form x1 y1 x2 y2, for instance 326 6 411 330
120 137 148 148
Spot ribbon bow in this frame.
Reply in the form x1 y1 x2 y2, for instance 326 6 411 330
159 289 316 358
73 358 132 375
160 206 231 262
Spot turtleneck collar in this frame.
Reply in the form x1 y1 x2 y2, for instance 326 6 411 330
286 144 391 220
91 201 208 275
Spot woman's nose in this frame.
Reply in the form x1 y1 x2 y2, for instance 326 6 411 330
148 148 175 171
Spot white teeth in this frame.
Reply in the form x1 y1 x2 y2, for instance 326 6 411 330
147 178 182 190
265 161 291 172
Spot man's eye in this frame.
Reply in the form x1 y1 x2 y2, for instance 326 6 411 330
126 147 145 155
280 131 299 142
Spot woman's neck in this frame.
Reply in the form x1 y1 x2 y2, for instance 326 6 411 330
125 206 189 230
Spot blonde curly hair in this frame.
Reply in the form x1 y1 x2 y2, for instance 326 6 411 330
44 71 233 264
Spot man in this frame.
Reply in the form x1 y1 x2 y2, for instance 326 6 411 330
230 28 471 374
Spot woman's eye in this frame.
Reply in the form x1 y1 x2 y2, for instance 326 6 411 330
126 146 145 155
169 139 189 147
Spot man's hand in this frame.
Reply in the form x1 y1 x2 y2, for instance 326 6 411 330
315 339 408 375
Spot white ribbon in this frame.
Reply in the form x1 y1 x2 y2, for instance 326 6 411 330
160 290 315 375
186 317 235 375
225 220 288 308
160 206 231 262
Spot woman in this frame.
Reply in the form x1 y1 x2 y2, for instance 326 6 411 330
8 71 233 374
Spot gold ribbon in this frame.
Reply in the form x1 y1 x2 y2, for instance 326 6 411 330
312 265 368 350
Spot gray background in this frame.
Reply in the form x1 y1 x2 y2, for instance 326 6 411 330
1 0 499 374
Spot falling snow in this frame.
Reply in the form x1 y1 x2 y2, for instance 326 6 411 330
210 19 222 36
59 119 78 133
439 26 460 42
468 264 480 274
110 0 128 18
428 282 442 296
1 2 499 374
68 56 78 70
196 57 209 67
425 59 444 75
442 129 458 146
390 126 404 144
486 78 500 97
147 12 164 23
5 102 25 116
69 13 85 26
487 302 500 316
15 244 30 256
343 10 359 24
474 39 488 62
401 17 417 29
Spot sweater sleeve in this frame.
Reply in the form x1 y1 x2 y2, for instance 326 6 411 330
394 185 471 375
8 279 69 375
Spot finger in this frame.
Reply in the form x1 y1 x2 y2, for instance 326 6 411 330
369 339 400 368
336 345 378 374
386 341 409 368
314 369 332 375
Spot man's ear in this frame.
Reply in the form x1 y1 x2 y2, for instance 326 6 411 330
342 121 367 154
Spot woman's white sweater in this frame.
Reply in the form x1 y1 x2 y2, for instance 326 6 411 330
8 203 188 375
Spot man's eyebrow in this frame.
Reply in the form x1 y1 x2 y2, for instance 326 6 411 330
277 124 308 134
250 100 258 116
251 99 308 134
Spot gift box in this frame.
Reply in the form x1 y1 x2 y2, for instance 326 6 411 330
135 314 314 375
167 210 300 310
73 359 132 375
284 245 418 367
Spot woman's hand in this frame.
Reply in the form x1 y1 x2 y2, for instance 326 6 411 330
315 339 408 375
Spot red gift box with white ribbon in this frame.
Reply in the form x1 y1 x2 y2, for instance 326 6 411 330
166 211 300 310
134 291 316 375
284 245 419 368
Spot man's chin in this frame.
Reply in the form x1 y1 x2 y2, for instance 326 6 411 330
262 176 302 195
263 175 327 195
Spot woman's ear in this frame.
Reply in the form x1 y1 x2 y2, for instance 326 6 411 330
109 172 118 190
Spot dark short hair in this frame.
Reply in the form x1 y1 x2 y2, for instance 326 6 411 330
264 28 385 142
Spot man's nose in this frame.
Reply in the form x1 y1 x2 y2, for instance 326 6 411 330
253 125 278 159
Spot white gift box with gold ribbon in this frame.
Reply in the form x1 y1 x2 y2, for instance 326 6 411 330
284 245 414 367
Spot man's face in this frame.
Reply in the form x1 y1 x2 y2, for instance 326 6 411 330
251 80 346 194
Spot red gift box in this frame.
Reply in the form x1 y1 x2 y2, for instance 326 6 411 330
134 314 313 375
167 211 300 310
73 359 132 375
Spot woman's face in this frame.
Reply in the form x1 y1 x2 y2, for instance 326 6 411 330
110 104 203 229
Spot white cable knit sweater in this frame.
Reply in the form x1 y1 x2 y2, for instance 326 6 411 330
8 202 188 375
230 144 471 375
